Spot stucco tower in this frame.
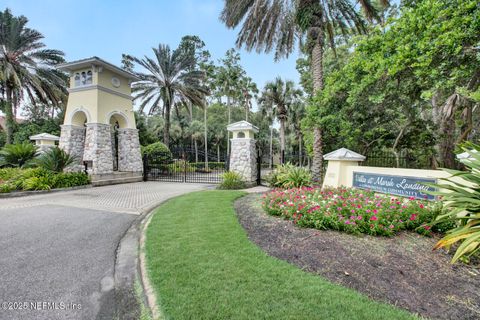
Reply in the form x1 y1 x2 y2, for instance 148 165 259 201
57 57 143 177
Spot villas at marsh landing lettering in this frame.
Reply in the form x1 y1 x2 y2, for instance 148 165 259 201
353 172 436 200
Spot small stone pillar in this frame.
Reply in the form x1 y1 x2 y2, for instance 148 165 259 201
117 128 143 172
227 121 259 186
322 148 365 189
59 125 86 172
30 133 60 154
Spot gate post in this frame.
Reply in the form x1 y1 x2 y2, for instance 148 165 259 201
142 154 148 182
227 121 259 187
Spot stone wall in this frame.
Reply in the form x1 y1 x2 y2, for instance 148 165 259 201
229 138 257 184
83 123 114 174
117 128 143 172
59 125 85 172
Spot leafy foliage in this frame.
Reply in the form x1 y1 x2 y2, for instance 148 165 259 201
0 142 38 168
266 163 313 189
430 143 480 263
34 147 77 172
141 142 171 156
0 9 66 144
0 167 89 193
305 0 480 168
218 171 246 190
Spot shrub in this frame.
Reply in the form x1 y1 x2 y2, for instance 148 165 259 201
218 171 246 190
22 176 51 191
0 142 38 168
142 142 171 156
165 160 196 173
266 163 312 188
262 187 442 237
52 172 90 188
34 147 77 172
0 168 89 193
430 142 480 263
193 162 225 170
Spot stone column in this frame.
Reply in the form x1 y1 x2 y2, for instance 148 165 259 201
229 138 257 186
83 123 114 175
117 128 143 172
59 125 86 172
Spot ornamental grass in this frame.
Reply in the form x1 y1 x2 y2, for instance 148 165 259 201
262 187 446 236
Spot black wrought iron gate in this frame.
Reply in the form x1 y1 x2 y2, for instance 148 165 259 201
143 147 228 184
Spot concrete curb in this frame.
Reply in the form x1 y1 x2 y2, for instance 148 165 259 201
0 184 92 198
114 190 208 320
138 206 164 320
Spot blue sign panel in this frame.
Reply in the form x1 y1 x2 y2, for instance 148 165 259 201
352 172 437 200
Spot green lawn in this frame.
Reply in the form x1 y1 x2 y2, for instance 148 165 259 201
145 191 416 319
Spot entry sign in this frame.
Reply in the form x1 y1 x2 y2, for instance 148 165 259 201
353 172 437 200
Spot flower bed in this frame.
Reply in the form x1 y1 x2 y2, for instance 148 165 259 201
262 187 447 236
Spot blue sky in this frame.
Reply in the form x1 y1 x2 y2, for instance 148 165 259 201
4 0 301 92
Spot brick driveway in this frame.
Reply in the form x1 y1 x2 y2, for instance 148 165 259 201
0 181 211 214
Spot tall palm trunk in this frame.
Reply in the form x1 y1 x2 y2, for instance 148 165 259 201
226 96 231 156
204 105 208 170
164 95 172 147
4 85 15 145
299 131 302 166
311 41 324 183
279 117 286 164
194 140 198 163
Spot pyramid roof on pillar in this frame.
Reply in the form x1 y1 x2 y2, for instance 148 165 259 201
227 121 259 133
57 56 140 81
324 148 365 161
29 133 60 141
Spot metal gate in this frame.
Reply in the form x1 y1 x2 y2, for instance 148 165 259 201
143 147 228 184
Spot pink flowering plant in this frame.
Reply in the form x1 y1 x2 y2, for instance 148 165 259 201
262 187 444 236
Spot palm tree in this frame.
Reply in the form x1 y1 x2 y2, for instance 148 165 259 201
0 9 66 144
259 77 302 164
288 99 306 166
220 0 384 182
132 44 208 146
239 76 258 122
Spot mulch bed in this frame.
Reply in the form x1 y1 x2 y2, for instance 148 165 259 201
234 193 480 320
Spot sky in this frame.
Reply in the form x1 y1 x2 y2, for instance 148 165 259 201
3 0 301 93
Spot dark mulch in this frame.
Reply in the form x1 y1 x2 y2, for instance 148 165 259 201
234 193 480 320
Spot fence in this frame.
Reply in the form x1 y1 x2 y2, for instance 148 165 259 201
359 150 433 169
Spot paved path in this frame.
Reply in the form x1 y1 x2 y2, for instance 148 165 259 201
0 182 209 320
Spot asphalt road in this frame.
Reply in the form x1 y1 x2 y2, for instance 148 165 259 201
0 182 210 320
0 205 135 320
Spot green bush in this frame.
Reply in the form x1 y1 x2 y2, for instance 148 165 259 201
193 162 226 170
266 163 312 188
52 172 90 188
218 171 246 190
0 167 23 181
430 142 480 263
0 142 38 168
22 176 52 191
142 142 171 156
0 167 90 193
34 147 77 172
165 160 196 173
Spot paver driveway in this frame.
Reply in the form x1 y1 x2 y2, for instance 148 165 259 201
0 182 209 320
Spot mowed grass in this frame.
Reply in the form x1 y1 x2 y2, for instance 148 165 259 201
145 191 416 320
